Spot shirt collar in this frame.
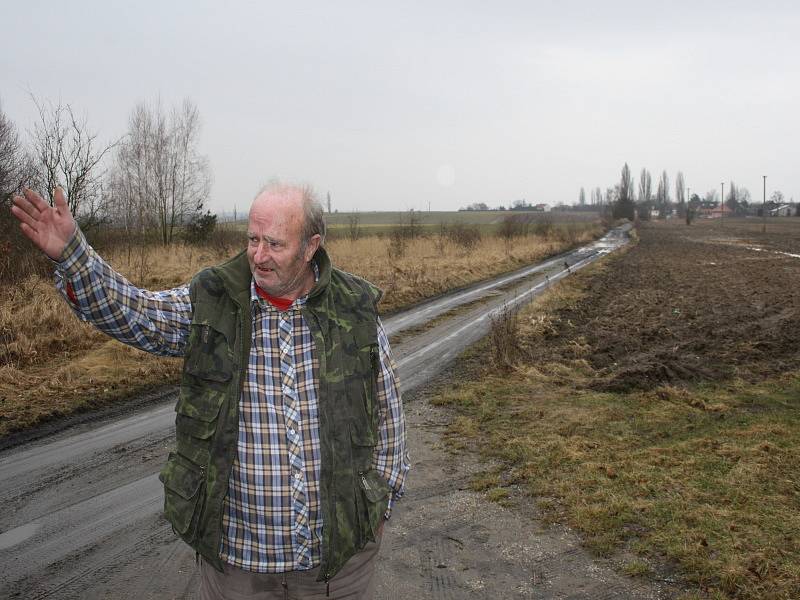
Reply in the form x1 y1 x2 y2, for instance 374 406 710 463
250 261 320 310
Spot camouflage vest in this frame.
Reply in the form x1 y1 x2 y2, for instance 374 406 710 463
158 246 391 581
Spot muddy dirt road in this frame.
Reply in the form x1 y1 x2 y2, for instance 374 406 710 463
0 226 659 599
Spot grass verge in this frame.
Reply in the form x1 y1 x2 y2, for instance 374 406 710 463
432 239 800 599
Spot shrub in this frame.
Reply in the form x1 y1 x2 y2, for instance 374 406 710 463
447 222 481 250
0 204 52 284
347 214 361 241
498 215 527 241
488 304 521 370
532 217 553 237
387 228 407 259
184 211 218 245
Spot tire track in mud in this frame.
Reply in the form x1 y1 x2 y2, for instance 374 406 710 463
0 432 173 528
12 522 174 599
1 474 162 589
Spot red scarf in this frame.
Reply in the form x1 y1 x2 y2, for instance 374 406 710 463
255 285 293 311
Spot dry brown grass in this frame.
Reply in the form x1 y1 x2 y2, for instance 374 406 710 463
328 225 600 312
0 243 230 435
0 222 601 435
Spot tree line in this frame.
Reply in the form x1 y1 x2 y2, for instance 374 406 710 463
577 166 685 221
578 164 793 223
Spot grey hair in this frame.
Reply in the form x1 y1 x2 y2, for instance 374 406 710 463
254 180 327 249
300 186 326 248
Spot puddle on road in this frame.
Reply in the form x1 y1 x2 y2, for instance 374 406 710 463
0 522 42 550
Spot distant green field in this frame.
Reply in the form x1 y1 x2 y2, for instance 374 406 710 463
323 209 599 226
225 210 601 237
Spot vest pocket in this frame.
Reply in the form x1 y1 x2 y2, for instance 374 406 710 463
159 451 206 537
184 323 233 384
349 425 390 543
175 387 225 465
354 468 391 543
359 469 390 503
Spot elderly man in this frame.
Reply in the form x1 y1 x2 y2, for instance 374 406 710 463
11 184 409 600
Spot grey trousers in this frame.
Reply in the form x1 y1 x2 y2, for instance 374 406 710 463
198 535 382 600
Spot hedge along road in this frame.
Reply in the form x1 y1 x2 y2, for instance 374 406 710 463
0 225 656 600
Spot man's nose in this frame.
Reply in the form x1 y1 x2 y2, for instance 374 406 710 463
253 242 270 263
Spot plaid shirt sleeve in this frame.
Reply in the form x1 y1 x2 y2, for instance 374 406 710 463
52 228 192 357
373 317 410 516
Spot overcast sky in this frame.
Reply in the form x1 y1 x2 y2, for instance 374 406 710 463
3 1 798 213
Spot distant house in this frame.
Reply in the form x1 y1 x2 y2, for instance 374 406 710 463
534 203 549 212
770 204 794 217
699 204 733 219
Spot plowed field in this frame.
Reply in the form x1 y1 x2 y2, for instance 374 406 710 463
531 219 800 392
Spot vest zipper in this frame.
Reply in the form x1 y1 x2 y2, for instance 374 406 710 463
359 471 371 492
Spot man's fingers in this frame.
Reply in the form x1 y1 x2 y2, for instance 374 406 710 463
23 188 50 212
12 193 42 220
17 221 41 245
10 203 41 231
54 186 68 213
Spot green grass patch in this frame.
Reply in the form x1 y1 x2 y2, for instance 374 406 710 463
623 560 653 577
434 322 800 599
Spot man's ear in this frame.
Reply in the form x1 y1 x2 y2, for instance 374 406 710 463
304 234 322 262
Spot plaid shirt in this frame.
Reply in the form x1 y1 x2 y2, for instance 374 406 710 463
54 229 409 573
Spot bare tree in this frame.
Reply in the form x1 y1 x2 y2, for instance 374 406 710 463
675 171 685 208
605 186 618 205
638 168 652 204
655 170 670 217
578 187 586 206
620 164 634 202
726 181 740 212
738 187 751 207
109 98 211 246
0 104 26 205
1 105 43 282
28 96 114 227
347 212 360 241
613 163 635 219
770 190 784 205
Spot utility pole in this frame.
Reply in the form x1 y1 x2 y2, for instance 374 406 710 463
721 182 725 227
762 175 767 233
687 186 691 224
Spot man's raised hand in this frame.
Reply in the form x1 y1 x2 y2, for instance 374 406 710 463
11 187 77 260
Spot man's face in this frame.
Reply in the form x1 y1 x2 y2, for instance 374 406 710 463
246 193 319 298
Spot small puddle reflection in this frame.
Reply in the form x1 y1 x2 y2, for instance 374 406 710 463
0 522 43 550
